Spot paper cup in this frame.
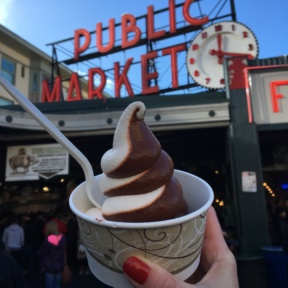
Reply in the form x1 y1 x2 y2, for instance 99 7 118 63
69 170 214 287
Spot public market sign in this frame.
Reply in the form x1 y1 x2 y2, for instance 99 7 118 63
42 0 209 102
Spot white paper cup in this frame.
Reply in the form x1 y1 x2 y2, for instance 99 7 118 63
69 169 214 287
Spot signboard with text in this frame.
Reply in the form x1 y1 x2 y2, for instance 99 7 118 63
249 68 288 124
45 0 235 101
5 143 69 181
242 171 257 192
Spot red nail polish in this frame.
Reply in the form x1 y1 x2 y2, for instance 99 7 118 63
123 257 150 285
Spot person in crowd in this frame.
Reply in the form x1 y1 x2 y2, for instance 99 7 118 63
38 219 69 288
0 249 26 288
77 234 89 275
122 207 239 288
35 212 46 244
21 212 38 274
66 213 79 272
43 209 67 235
2 213 24 269
0 212 9 250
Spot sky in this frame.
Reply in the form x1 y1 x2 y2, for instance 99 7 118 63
0 0 288 96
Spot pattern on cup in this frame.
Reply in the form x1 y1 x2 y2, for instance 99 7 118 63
77 211 207 275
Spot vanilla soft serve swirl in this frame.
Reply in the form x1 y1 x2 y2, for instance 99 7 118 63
98 101 188 222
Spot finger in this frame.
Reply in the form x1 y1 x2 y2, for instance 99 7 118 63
199 208 238 287
123 256 192 288
205 207 226 243
186 206 226 283
205 208 230 264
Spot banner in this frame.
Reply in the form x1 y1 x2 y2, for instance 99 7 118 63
5 143 69 181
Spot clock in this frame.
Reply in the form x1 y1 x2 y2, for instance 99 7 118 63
186 21 258 89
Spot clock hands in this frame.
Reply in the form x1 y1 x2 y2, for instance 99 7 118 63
210 48 224 64
217 33 222 52
211 34 224 64
210 34 254 64
210 49 254 63
223 52 254 58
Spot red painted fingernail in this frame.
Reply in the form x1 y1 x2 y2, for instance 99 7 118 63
123 256 150 285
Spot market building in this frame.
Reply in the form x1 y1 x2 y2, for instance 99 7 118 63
0 1 288 286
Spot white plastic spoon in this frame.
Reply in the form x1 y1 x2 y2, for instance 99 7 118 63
0 75 102 209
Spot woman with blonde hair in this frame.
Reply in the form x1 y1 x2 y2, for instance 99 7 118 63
38 219 69 288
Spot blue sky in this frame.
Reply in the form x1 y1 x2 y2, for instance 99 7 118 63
1 0 287 58
1 0 287 96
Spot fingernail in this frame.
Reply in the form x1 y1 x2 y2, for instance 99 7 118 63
123 256 150 285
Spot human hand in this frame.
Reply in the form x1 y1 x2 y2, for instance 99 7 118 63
122 207 239 288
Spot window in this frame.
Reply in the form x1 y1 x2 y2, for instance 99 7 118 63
1 57 15 84
21 65 25 78
0 96 13 106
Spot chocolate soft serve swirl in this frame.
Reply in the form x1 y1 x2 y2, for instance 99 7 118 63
98 101 188 222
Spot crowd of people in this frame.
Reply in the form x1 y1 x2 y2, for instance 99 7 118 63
0 206 239 288
2 195 288 288
0 207 88 288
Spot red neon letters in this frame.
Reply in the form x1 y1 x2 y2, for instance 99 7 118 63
122 14 141 49
43 44 189 102
270 80 288 112
88 68 106 99
42 43 187 102
74 29 91 61
183 0 208 26
47 1 210 102
141 52 159 95
73 0 208 60
162 44 187 87
41 77 62 102
114 58 134 97
67 72 82 101
97 19 115 53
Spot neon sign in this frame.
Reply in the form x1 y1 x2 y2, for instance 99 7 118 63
43 0 219 102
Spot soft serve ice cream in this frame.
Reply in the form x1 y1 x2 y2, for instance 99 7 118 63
87 101 188 222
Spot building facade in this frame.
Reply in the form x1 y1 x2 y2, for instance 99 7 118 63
0 24 90 105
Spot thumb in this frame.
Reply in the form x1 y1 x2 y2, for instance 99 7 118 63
123 256 191 288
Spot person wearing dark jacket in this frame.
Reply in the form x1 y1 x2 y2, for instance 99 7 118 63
38 220 67 288
0 249 26 288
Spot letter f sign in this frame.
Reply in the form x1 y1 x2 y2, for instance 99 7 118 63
270 80 288 112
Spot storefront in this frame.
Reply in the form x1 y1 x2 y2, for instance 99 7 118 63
0 92 230 213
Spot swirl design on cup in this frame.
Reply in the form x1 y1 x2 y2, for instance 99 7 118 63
77 211 207 275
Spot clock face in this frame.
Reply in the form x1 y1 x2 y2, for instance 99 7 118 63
187 21 259 89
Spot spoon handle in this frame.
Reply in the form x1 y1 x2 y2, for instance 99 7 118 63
0 76 101 208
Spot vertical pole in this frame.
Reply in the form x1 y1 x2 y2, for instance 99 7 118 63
50 45 63 101
230 0 237 21
224 57 271 288
50 45 55 89
224 57 271 255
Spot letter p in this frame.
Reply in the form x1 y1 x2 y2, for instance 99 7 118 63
74 29 91 61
